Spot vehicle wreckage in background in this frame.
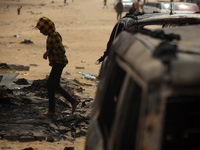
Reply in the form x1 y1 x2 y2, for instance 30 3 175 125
143 2 199 14
85 14 200 150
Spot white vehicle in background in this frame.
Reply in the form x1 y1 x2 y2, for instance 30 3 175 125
143 2 199 14
161 2 199 14
143 2 161 13
114 0 135 11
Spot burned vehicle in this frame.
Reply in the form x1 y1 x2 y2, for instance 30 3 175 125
85 23 200 149
135 13 200 28
97 13 200 76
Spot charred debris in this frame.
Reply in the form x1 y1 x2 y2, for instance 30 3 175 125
0 62 97 142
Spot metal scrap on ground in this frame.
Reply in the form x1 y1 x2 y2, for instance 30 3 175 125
0 63 98 142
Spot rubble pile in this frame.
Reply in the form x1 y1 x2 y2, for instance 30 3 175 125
0 64 98 142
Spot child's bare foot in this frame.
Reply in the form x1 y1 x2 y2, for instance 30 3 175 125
72 100 80 114
42 111 56 115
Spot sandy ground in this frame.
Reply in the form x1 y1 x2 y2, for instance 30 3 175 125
0 0 127 149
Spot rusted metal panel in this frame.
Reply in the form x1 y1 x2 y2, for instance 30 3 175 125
112 25 200 86
85 118 104 150
112 32 165 83
0 73 19 83
137 14 200 25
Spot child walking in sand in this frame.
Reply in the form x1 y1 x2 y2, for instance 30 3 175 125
35 16 80 115
17 6 22 15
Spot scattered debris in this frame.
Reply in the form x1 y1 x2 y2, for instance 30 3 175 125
64 147 74 150
0 69 97 142
22 147 37 150
8 64 30 71
75 66 85 69
84 83 92 86
80 72 96 80
30 64 38 66
27 11 42 15
81 61 86 63
20 39 33 44
65 71 70 75
73 130 86 138
0 75 2 82
0 63 10 70
0 73 19 83
13 78 29 85
39 3 46 6
21 73 28 76
47 135 54 142
13 35 20 38
73 79 84 86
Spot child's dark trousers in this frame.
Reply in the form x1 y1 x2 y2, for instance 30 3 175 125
47 63 75 112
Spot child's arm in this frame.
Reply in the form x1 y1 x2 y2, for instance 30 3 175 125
43 50 49 60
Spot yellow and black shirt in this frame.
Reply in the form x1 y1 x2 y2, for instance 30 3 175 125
36 17 68 66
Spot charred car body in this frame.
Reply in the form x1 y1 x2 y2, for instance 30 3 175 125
97 13 200 77
85 13 200 150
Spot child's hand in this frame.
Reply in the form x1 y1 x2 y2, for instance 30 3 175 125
43 51 49 60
